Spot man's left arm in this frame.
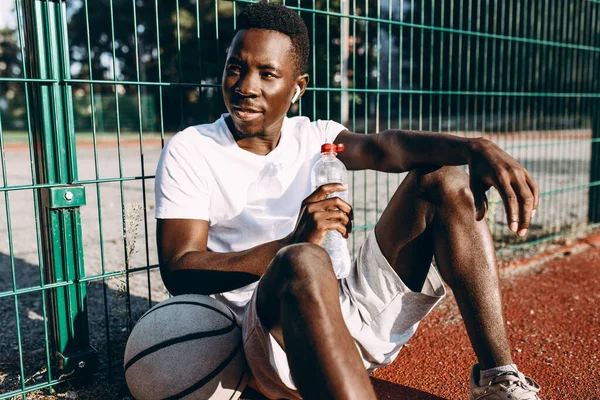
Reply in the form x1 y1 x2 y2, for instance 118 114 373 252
334 129 539 236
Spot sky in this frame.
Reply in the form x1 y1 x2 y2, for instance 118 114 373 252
0 0 16 30
0 0 83 31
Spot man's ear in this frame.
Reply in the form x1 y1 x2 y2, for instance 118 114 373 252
295 74 310 98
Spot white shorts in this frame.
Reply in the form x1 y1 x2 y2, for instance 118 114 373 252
241 230 446 399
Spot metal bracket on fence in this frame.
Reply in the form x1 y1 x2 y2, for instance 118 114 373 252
56 347 99 377
41 186 86 209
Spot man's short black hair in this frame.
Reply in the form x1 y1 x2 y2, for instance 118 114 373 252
235 2 310 75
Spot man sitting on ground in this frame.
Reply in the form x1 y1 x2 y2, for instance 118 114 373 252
155 2 541 399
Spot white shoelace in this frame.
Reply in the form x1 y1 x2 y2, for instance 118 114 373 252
490 372 541 399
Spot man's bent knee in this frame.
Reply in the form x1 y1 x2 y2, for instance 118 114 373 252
415 165 474 209
273 243 334 285
271 244 338 304
257 243 336 330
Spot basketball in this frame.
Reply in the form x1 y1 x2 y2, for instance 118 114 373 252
124 294 249 400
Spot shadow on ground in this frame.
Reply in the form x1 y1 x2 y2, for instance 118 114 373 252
0 251 156 397
239 378 446 400
0 252 449 399
371 377 447 400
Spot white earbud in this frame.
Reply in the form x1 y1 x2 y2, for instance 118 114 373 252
291 86 301 104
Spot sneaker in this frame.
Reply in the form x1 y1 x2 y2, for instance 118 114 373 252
470 364 541 400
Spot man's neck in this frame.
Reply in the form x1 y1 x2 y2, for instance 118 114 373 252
225 115 284 156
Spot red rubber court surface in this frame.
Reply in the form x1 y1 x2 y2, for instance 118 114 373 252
371 230 600 400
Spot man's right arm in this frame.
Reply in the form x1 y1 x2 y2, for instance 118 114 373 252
157 183 352 296
157 218 288 295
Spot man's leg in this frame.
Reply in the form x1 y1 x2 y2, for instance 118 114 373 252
255 243 377 400
375 165 512 370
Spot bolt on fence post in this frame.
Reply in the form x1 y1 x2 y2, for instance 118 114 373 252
23 0 97 377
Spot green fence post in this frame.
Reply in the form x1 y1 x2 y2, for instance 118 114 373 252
591 95 600 223
23 0 97 376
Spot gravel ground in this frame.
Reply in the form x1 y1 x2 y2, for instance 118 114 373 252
0 129 595 398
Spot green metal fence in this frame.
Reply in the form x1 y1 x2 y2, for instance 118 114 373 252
0 0 598 397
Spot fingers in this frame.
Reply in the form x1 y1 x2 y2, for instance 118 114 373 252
512 179 535 236
526 173 539 217
313 210 350 227
471 139 539 237
312 211 351 238
303 183 348 205
495 168 537 237
304 183 353 221
470 177 489 222
306 197 352 216
293 184 353 245
495 171 520 234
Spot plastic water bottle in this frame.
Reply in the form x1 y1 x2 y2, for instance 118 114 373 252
311 143 352 279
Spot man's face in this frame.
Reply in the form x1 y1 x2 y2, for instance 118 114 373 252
222 28 299 137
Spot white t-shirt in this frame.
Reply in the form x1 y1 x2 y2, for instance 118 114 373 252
155 114 346 318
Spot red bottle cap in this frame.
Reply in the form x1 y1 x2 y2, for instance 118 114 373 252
320 143 344 153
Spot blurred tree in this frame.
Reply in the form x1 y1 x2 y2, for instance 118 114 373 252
64 0 370 131
66 0 235 131
0 6 28 131
1 0 594 133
